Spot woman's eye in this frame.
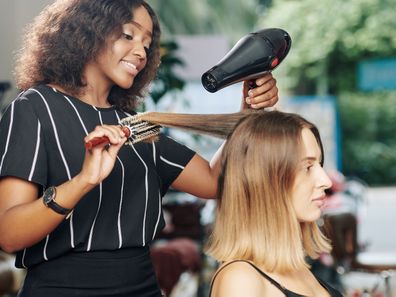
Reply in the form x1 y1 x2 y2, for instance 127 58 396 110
123 33 133 40
305 164 313 172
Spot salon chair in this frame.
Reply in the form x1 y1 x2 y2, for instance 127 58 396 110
323 212 396 297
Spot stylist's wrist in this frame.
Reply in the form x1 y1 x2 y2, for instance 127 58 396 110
72 173 98 194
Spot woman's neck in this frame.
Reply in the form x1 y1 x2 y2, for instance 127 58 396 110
47 83 113 108
77 61 114 107
79 85 113 108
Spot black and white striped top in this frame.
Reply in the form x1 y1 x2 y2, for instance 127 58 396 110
0 85 195 268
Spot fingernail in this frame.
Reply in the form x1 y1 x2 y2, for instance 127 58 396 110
245 97 251 104
248 90 253 97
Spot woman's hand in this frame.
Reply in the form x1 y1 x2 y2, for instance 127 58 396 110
241 73 278 110
80 125 127 186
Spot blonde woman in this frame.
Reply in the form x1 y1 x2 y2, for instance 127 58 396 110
206 111 343 297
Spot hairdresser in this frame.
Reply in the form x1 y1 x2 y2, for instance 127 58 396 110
0 1 278 296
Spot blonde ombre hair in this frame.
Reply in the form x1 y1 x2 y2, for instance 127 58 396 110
205 110 331 273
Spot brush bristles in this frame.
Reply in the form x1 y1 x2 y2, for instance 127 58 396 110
124 111 255 139
120 115 161 145
126 126 161 145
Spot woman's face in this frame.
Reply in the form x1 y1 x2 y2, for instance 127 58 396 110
92 5 153 90
291 128 332 222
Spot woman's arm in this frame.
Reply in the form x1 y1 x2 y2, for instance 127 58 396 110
0 176 91 252
171 143 224 199
0 125 126 252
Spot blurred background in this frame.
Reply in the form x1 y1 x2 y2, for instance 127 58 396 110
0 0 395 296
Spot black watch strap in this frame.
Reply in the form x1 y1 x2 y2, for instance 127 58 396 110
43 186 72 216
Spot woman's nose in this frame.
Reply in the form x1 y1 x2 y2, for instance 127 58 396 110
132 42 147 60
319 168 333 190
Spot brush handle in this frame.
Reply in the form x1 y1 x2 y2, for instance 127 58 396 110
84 126 130 149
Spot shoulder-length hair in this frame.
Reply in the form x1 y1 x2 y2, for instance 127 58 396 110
205 110 331 273
14 0 161 112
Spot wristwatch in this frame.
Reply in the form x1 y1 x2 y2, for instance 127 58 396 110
42 186 72 216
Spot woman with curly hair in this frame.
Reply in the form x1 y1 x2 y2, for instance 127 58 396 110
206 111 342 297
0 0 278 296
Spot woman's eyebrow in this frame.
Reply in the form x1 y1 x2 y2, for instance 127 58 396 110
130 20 152 39
300 156 320 162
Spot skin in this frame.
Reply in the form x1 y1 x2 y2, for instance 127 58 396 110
0 5 279 253
291 128 332 223
210 129 333 297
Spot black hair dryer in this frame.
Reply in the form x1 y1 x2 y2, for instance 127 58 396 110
201 28 292 93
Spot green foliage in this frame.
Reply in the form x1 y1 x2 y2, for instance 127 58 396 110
260 0 396 94
261 0 396 185
150 40 185 106
149 0 265 42
339 91 396 185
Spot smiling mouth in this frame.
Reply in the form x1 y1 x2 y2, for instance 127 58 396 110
121 61 138 74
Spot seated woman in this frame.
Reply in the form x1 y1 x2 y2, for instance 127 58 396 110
204 110 342 297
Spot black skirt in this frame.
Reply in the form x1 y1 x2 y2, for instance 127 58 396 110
18 246 163 297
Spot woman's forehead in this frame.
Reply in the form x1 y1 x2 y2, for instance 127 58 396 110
130 5 153 35
301 128 322 160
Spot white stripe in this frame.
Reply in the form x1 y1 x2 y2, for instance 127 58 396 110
115 111 121 122
93 106 104 123
62 95 89 135
87 183 102 251
0 102 14 174
43 235 49 261
115 110 127 248
59 93 93 249
69 213 75 248
117 157 125 248
152 191 162 240
151 141 160 240
21 249 27 269
159 156 185 170
31 89 72 179
152 142 157 165
130 144 149 246
86 110 105 251
28 121 41 181
31 88 75 252
53 89 79 246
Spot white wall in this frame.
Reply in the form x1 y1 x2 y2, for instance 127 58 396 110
0 0 52 103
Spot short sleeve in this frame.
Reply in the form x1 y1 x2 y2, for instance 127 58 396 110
154 134 195 194
0 96 47 187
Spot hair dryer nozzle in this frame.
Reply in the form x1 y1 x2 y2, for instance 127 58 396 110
201 28 291 93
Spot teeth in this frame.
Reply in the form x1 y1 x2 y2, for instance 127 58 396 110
122 61 137 70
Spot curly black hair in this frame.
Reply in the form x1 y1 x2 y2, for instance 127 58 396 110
14 0 161 112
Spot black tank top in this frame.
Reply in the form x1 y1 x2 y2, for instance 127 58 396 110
209 260 343 297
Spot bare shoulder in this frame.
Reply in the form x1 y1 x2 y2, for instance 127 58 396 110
211 261 265 297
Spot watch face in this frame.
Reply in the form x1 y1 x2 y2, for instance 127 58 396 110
43 187 55 206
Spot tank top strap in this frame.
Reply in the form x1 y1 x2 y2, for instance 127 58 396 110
208 260 288 296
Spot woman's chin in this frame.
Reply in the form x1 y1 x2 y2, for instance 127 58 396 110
115 77 135 89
